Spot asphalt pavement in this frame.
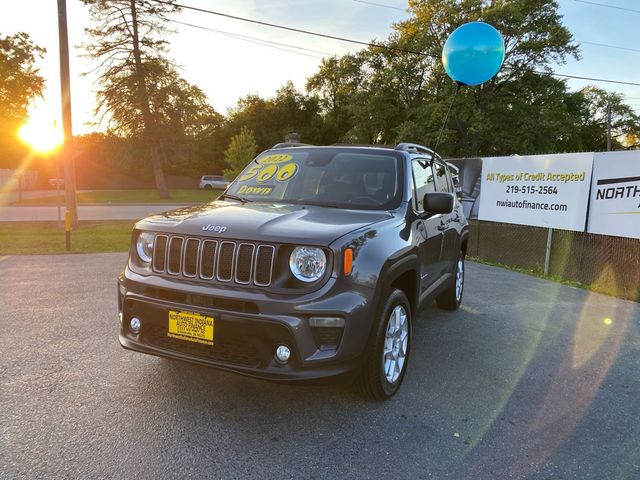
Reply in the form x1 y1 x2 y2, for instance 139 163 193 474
1 254 639 480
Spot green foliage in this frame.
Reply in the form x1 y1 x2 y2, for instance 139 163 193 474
0 32 45 167
61 0 640 185
573 87 640 150
223 127 258 179
301 0 640 155
222 81 323 151
82 0 226 195
82 0 180 133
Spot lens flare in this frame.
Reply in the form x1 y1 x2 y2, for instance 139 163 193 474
17 113 63 154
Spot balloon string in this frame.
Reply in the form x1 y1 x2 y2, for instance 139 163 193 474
434 82 461 154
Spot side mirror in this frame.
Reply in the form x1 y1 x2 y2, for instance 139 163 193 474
423 192 454 215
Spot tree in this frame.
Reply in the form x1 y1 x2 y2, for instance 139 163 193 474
574 87 640 151
222 82 323 152
0 32 45 167
223 127 257 179
305 0 586 156
83 0 183 198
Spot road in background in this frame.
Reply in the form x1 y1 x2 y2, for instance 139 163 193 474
1 255 638 479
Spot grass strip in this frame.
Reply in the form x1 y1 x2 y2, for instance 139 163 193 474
0 221 135 254
14 189 224 205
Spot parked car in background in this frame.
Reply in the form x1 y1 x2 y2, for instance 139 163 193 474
200 175 230 190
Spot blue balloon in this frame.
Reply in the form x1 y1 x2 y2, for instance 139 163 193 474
442 22 505 86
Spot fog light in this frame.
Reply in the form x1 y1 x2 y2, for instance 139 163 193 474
275 345 291 363
129 317 141 334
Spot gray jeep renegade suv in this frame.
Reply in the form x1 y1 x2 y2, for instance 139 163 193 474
118 143 468 399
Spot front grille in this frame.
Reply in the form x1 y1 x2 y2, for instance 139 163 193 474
153 235 275 287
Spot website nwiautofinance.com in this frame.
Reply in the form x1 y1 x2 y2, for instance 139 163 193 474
495 199 568 212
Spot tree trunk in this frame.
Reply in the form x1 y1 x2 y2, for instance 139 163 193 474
129 0 169 199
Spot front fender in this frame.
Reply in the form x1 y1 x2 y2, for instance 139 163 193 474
331 215 420 316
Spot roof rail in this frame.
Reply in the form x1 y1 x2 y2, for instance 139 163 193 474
331 143 395 148
270 142 312 149
394 143 440 158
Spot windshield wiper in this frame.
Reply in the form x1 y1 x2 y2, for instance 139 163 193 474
220 193 250 203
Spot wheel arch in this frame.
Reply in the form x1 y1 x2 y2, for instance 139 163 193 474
458 228 469 257
375 254 420 317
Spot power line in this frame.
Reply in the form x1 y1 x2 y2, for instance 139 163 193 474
531 70 640 87
170 19 328 58
578 39 640 53
574 0 640 14
354 0 640 55
154 0 429 56
159 0 640 88
353 0 407 12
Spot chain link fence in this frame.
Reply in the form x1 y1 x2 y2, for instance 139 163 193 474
466 220 640 302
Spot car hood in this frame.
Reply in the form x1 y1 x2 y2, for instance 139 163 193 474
137 200 394 245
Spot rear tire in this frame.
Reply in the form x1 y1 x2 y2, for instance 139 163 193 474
357 289 412 400
204 184 213 190
436 250 464 310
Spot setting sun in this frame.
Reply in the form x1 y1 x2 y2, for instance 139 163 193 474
18 112 63 154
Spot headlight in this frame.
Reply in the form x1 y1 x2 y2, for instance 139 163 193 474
136 232 155 264
289 247 327 282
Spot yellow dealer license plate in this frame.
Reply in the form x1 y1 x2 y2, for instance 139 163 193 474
168 310 214 346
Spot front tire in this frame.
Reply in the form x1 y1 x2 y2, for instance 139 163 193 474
358 289 412 400
436 250 464 310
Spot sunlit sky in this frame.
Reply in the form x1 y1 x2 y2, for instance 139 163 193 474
1 0 640 135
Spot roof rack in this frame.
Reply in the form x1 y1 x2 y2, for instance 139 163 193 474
394 143 440 158
270 142 312 149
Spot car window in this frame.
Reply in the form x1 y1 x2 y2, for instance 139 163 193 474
433 162 451 193
226 148 403 210
446 169 455 192
412 158 435 211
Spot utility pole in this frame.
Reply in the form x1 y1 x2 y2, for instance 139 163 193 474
606 95 612 152
57 0 78 227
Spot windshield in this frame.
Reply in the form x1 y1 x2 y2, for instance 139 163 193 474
225 147 403 210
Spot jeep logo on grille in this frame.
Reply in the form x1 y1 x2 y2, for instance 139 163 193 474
202 224 228 233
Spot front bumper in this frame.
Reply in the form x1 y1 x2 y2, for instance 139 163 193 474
118 267 376 383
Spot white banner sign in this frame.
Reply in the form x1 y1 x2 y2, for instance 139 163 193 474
587 151 640 240
477 153 594 231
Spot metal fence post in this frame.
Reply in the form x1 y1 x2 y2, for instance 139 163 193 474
544 228 553 276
